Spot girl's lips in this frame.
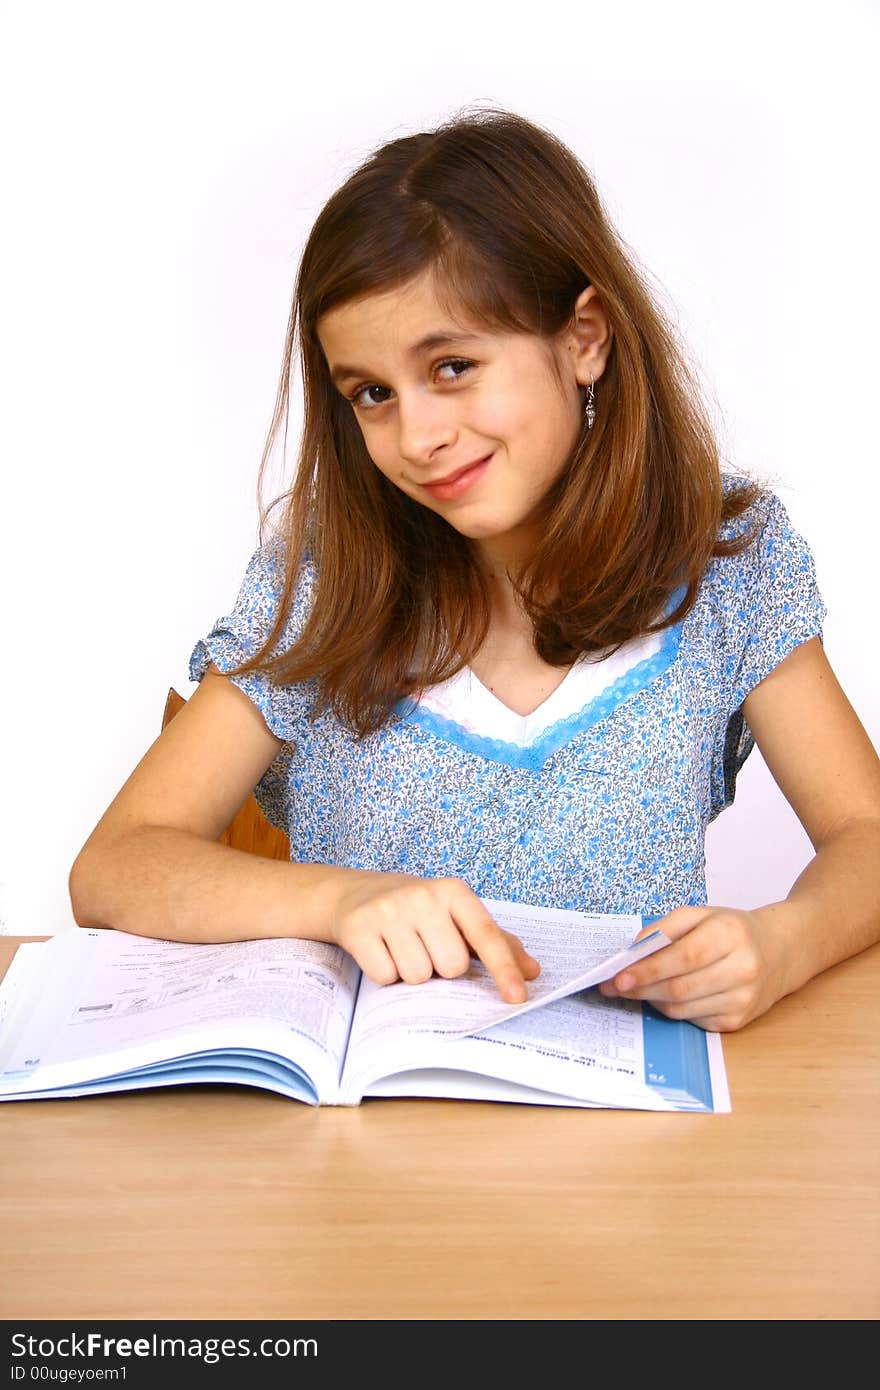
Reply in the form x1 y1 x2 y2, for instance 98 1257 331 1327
421 453 493 501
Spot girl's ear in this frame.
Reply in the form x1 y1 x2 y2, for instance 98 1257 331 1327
565 285 613 385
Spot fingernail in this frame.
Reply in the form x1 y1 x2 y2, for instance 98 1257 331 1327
616 973 633 990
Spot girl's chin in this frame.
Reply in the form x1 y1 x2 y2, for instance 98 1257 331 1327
444 516 509 541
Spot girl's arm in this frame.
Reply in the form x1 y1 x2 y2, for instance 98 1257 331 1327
599 636 880 1030
69 668 537 1002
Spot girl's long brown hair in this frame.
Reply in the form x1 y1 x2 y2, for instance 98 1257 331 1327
230 105 761 737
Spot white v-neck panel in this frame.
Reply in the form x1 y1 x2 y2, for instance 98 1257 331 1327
417 630 663 748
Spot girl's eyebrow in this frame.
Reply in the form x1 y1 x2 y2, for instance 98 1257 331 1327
328 330 486 387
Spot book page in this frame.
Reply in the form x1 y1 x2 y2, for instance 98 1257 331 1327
0 942 47 1055
353 984 724 1112
362 991 666 1106
0 929 360 1101
339 900 677 1105
364 1068 610 1107
367 1021 729 1113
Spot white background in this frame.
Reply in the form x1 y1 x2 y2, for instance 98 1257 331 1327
0 0 877 936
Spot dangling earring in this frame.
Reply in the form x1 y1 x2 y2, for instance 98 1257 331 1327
584 372 596 431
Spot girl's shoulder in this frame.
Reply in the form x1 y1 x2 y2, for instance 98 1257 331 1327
711 475 820 599
225 535 317 654
691 475 826 704
718 472 788 538
188 537 318 737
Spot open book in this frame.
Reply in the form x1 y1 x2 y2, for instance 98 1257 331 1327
0 899 730 1111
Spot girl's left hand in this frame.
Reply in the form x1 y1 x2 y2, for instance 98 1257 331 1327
597 904 792 1032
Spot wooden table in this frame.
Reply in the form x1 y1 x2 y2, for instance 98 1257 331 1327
1 935 878 1320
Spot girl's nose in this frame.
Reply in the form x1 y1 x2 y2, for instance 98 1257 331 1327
396 391 456 464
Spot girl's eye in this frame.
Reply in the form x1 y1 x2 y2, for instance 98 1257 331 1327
348 358 474 411
436 358 474 382
349 383 392 410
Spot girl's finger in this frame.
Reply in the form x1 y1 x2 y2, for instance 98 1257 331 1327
454 904 539 1003
509 933 542 980
350 933 403 987
379 925 437 985
601 955 741 1007
611 923 735 992
633 905 708 944
645 988 754 1032
414 919 473 980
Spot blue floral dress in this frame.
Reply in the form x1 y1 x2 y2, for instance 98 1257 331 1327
189 489 825 917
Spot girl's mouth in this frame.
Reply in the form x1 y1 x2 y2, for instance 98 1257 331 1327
421 454 494 501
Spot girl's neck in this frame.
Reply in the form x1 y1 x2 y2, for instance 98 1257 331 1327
463 544 577 714
473 531 554 643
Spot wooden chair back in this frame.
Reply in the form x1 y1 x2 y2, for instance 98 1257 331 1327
162 689 291 862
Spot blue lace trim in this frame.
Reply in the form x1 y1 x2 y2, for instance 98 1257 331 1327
394 617 684 770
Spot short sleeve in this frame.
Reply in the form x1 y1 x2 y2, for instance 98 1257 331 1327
727 491 826 711
188 539 317 744
713 490 826 810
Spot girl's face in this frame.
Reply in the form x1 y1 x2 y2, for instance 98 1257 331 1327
317 269 607 572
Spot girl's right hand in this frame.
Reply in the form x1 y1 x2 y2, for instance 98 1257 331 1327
328 872 541 1003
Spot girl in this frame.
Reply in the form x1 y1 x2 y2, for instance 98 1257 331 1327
69 107 880 1033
